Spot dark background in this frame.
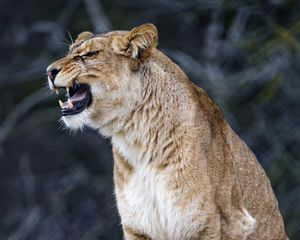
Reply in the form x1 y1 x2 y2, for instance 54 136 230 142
0 0 299 239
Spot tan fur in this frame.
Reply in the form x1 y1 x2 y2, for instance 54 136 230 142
47 23 288 240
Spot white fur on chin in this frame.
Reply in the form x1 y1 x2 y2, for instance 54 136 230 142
61 110 91 131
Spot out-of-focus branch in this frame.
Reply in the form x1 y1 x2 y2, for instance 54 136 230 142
19 155 36 207
0 89 52 153
0 0 81 87
0 56 49 86
83 0 111 32
7 207 40 240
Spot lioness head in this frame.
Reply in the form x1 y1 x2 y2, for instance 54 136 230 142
46 24 158 134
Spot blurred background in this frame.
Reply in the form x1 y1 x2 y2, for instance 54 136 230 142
0 0 299 239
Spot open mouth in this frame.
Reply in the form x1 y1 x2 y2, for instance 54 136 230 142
55 83 92 116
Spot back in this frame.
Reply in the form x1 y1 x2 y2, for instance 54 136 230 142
226 127 287 239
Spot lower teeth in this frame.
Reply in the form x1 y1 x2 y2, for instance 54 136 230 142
67 99 74 108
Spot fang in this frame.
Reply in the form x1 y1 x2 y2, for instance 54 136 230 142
67 99 74 108
59 100 64 108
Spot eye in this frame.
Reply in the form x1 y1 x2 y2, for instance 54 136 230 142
84 51 98 57
72 51 100 61
73 55 83 61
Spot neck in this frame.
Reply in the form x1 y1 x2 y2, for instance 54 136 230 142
111 57 197 167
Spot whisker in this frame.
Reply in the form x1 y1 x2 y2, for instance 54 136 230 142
64 35 71 45
60 40 71 47
42 84 49 91
57 118 67 131
67 29 74 45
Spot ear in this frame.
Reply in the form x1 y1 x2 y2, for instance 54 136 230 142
75 31 94 42
112 23 158 61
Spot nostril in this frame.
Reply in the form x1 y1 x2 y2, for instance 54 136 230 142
47 68 60 82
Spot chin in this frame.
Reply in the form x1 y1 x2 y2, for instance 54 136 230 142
61 110 91 131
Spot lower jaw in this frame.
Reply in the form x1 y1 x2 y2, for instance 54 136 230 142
61 92 92 116
61 111 90 130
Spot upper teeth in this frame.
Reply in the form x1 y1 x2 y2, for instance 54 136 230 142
59 100 64 108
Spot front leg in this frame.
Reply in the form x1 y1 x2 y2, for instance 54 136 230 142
123 226 152 240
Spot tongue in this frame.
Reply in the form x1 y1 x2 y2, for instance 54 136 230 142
70 88 87 102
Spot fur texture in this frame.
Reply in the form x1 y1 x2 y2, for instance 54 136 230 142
47 23 288 240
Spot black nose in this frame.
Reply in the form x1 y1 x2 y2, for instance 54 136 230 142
47 68 60 82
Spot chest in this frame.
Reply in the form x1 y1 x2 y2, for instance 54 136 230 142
114 166 206 240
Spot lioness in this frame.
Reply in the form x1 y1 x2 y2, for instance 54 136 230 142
46 24 288 239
